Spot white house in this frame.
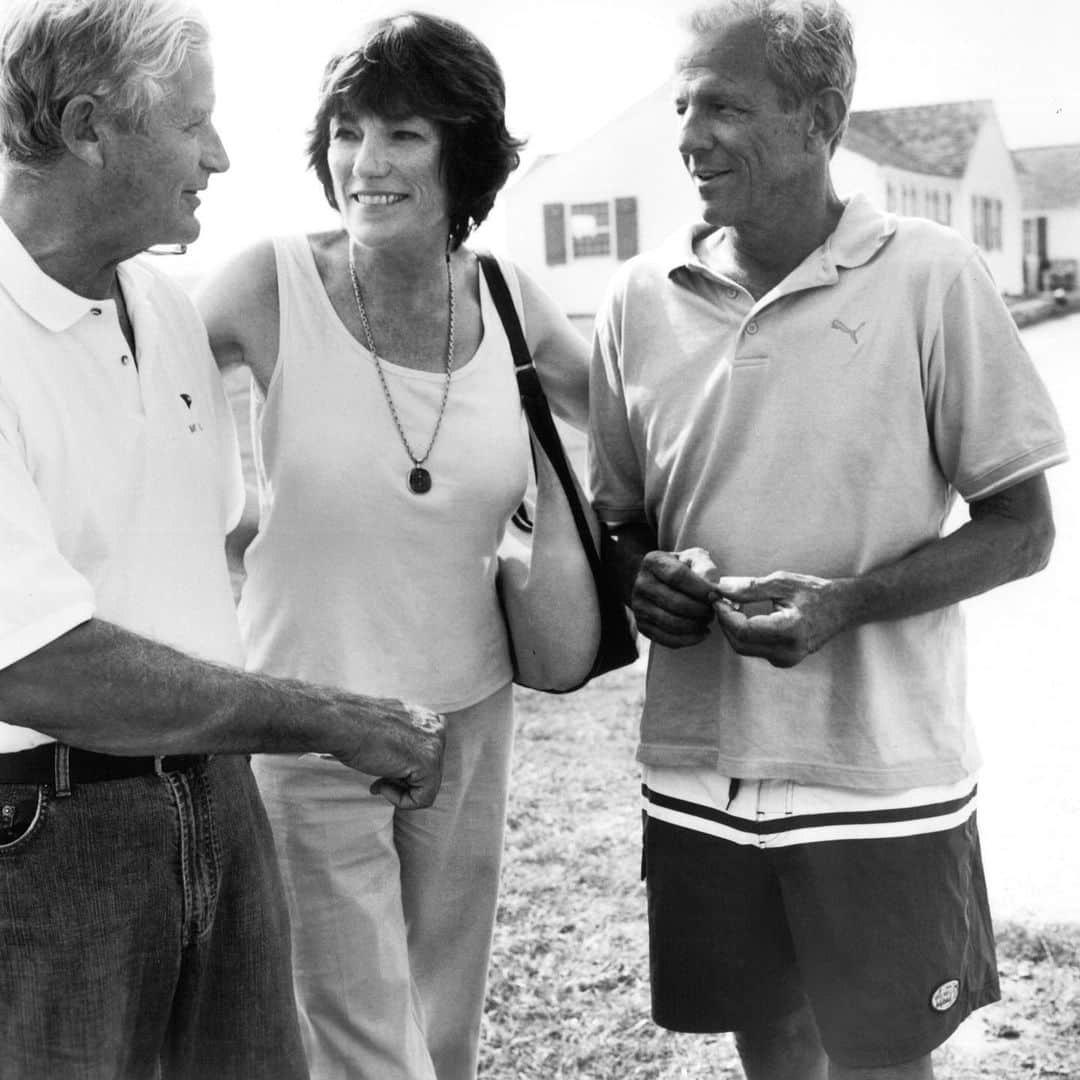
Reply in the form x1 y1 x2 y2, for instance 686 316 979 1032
504 83 697 330
835 100 1023 294
502 90 1025 322
1012 143 1080 292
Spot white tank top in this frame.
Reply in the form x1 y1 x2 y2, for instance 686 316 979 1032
238 236 529 712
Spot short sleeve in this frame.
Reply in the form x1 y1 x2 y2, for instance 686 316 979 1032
0 383 94 669
588 282 648 523
925 252 1068 501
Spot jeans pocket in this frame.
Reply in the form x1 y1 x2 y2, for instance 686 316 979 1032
0 785 46 852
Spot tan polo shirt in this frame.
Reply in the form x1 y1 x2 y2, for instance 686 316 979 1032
589 194 1068 789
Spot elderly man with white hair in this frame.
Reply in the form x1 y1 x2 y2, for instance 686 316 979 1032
0 1 445 1075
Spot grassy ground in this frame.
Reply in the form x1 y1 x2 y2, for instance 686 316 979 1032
479 663 1080 1079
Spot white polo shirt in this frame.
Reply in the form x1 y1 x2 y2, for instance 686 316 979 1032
0 216 245 753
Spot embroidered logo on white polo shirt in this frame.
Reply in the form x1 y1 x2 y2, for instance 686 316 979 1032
930 979 960 1012
179 393 203 433
830 318 866 345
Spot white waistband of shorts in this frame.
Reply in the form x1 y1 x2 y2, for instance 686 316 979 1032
642 768 978 848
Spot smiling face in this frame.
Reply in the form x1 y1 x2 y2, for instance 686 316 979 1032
103 49 229 251
327 109 450 251
674 17 814 231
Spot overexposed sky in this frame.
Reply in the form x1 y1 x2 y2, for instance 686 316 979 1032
179 0 1080 268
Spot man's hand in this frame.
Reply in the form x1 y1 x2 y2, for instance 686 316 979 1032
712 572 850 668
333 699 446 810
631 548 720 648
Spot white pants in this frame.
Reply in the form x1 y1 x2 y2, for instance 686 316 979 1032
253 682 515 1080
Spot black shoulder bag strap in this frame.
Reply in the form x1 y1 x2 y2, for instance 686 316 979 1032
477 252 637 678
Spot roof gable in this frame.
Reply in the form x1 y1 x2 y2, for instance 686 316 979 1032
843 100 994 178
1012 144 1080 210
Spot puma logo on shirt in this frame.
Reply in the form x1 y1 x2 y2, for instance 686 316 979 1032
831 318 866 345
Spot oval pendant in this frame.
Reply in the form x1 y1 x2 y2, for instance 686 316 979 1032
408 466 432 494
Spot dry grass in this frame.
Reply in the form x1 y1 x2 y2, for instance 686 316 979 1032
479 664 1080 1079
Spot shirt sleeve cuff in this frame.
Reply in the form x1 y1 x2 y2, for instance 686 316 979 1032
0 604 94 672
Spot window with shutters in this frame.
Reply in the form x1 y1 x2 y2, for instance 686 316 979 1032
542 197 639 264
570 202 610 257
543 203 566 265
970 195 1003 251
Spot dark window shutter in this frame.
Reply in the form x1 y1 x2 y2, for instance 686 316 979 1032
543 203 566 265
615 197 638 260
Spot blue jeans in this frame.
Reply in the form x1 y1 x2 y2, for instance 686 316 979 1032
0 753 307 1079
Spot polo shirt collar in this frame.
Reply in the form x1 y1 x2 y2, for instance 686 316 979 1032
0 213 117 332
661 220 720 281
664 192 897 284
824 192 897 269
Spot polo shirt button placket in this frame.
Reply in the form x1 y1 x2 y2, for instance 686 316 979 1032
746 320 759 336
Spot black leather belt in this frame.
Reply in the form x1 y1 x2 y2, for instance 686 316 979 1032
0 744 206 786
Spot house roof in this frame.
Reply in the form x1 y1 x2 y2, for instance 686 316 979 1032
520 152 558 179
1012 144 1080 210
842 100 994 178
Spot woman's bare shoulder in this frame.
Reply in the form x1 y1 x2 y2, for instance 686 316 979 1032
197 239 278 319
195 239 280 385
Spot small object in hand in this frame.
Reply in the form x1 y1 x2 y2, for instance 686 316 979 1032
735 599 775 618
675 546 719 582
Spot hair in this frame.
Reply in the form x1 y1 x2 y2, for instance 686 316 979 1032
307 11 526 250
0 0 209 170
685 0 856 151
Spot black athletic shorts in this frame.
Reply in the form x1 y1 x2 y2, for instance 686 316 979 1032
644 806 1000 1068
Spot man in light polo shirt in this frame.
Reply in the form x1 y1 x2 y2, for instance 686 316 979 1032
588 2 1067 1078
0 1 445 1076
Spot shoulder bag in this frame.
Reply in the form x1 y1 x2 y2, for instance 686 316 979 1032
478 252 638 692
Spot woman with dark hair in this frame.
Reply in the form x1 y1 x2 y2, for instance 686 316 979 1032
197 12 588 1080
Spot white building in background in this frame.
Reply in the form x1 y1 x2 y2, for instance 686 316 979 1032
502 90 1026 325
835 100 1022 295
1013 143 1080 292
504 83 697 332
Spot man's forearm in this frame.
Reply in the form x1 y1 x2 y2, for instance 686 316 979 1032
826 473 1056 637
0 618 389 759
713 473 1056 668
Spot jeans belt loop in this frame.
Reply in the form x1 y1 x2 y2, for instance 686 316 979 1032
153 756 166 776
53 743 72 798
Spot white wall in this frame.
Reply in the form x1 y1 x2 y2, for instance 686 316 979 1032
502 82 699 316
961 114 1023 293
830 145 886 204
